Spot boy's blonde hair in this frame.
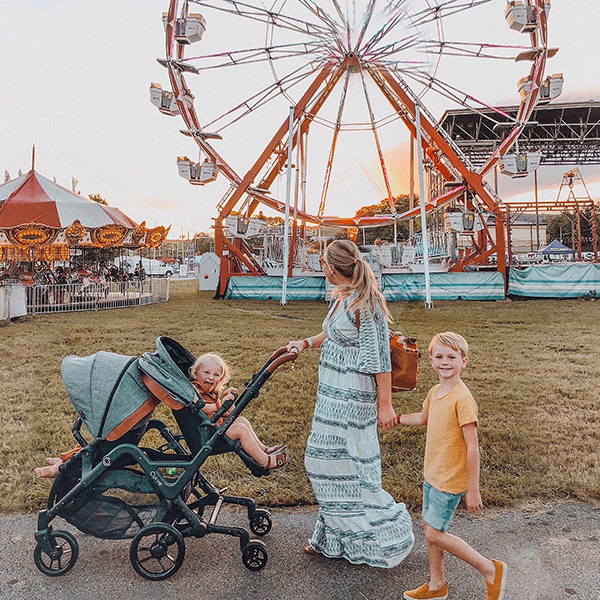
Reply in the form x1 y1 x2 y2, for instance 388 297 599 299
189 353 231 395
429 332 469 358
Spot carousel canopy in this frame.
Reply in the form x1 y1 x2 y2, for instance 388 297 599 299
0 170 136 229
0 170 169 261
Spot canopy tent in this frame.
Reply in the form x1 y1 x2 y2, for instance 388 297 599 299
0 170 169 262
541 239 573 255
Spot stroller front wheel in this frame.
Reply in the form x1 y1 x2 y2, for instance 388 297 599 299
34 530 79 576
130 523 186 581
249 509 272 536
242 540 268 571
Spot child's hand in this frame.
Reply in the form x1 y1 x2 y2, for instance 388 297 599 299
223 387 238 401
466 489 483 513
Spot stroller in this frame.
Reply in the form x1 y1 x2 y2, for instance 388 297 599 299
34 337 297 580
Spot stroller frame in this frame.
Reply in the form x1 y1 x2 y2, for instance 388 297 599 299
34 340 297 580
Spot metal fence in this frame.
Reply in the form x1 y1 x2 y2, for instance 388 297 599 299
25 278 170 314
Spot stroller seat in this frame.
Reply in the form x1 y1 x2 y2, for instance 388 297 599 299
139 336 269 477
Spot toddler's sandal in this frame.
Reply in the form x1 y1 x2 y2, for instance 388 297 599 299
265 451 288 470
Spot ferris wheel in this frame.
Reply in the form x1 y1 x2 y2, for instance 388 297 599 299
152 0 556 295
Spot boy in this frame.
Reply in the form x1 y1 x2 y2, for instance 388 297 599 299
397 332 506 600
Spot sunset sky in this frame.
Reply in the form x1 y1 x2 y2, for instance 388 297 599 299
0 0 598 237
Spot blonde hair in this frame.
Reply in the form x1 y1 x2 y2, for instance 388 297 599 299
429 332 469 358
189 353 231 395
324 239 391 322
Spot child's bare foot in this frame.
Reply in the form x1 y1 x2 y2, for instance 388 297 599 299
34 457 63 478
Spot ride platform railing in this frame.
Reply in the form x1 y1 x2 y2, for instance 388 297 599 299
25 278 170 315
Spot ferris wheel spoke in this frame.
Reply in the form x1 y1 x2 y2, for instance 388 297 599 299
363 34 424 62
327 0 352 48
354 0 380 50
406 0 494 27
181 41 327 71
420 40 532 61
397 65 517 124
204 64 321 131
189 0 333 37
294 0 345 41
360 5 411 57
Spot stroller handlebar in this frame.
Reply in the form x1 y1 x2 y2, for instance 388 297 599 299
266 346 299 373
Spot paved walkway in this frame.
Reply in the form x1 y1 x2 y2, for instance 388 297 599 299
2 502 599 600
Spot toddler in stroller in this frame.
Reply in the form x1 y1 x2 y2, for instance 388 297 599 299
190 353 287 469
34 337 297 580
36 351 288 477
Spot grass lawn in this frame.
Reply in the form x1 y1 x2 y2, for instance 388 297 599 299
1 280 598 513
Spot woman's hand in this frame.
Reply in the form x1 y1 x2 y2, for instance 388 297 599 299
378 404 397 431
285 340 307 354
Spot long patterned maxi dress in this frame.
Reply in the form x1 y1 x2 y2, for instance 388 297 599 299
305 295 414 567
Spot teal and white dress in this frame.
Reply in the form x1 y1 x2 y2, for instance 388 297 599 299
305 295 414 568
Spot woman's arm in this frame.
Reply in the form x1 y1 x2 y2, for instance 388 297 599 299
376 372 396 431
462 422 483 513
286 331 327 354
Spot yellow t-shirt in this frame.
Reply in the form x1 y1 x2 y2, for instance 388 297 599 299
423 379 478 494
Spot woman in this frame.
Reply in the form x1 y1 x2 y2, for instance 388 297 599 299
287 239 414 568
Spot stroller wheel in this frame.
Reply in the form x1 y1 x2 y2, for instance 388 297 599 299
241 540 268 571
34 530 79 577
130 523 186 581
249 509 272 536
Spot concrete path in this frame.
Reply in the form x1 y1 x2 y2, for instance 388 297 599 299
1 502 599 600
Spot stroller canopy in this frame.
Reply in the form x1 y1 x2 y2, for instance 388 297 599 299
62 352 158 441
138 337 198 409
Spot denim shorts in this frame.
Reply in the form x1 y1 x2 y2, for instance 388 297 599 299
421 480 463 532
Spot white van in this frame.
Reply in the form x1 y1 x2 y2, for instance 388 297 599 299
114 257 175 277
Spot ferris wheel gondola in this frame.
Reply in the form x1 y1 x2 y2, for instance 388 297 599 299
152 0 557 296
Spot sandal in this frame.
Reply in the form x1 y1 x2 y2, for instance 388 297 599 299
266 444 287 455
265 451 288 471
304 544 316 555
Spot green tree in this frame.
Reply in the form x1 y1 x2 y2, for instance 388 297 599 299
545 208 600 250
89 193 108 205
354 194 415 245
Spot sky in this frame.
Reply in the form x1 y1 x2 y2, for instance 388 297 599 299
0 0 598 238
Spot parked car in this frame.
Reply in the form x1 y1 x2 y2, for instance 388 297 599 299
114 257 174 277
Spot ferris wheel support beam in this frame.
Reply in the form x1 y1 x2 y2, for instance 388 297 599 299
214 60 339 297
375 65 499 213
245 57 353 220
366 67 453 182
373 64 507 277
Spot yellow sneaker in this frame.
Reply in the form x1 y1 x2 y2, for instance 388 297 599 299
403 582 448 600
486 559 507 600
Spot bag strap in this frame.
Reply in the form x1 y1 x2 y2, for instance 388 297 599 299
355 309 360 331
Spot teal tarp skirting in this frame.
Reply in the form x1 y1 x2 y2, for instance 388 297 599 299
383 272 505 301
225 276 326 300
508 264 600 298
225 273 504 301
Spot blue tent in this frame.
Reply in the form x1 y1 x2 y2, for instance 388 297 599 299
541 239 573 255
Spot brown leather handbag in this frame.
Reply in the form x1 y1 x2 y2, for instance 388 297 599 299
356 310 420 392
389 330 420 392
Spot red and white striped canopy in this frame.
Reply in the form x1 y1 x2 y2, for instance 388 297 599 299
0 170 137 229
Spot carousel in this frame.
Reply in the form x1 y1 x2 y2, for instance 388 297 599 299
0 168 170 314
